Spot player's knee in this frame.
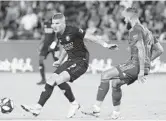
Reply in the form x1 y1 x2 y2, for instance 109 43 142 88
112 79 121 88
101 72 110 80
47 73 60 86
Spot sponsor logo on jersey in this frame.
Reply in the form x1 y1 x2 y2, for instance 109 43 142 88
122 72 126 77
66 36 70 41
79 28 84 33
68 63 77 70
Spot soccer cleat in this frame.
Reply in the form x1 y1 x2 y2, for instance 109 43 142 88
36 79 46 85
109 111 121 120
81 104 100 117
21 104 42 116
66 102 80 118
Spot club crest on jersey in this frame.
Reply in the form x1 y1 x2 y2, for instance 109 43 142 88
79 28 84 33
66 36 70 41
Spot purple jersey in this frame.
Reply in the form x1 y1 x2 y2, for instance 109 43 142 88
128 24 144 63
141 26 158 68
57 26 89 60
129 23 157 69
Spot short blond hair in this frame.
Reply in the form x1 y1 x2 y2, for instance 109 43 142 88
52 13 65 20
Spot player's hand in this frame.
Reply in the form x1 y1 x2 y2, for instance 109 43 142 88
52 61 61 68
137 72 146 83
108 44 118 50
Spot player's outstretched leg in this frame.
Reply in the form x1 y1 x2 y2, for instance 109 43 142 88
21 71 80 118
21 83 53 116
37 56 46 85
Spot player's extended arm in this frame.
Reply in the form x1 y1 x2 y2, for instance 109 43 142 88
151 42 164 61
136 39 146 75
84 33 118 50
57 45 67 64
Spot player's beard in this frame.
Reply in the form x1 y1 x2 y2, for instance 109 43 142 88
126 22 132 30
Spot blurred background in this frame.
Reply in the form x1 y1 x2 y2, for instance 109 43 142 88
0 0 166 73
0 0 166 42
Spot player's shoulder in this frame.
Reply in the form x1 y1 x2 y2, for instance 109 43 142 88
65 25 85 37
133 24 144 32
66 25 78 31
65 25 78 33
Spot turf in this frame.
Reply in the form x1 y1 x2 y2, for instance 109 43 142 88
0 73 166 120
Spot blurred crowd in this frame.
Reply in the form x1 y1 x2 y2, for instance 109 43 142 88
0 1 166 42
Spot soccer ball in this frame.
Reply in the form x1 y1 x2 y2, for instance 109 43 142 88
0 98 14 114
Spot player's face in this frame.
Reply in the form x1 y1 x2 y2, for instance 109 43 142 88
51 19 65 33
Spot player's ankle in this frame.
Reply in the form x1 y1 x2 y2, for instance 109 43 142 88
93 104 101 112
95 101 102 108
113 105 120 112
71 100 78 105
36 103 43 109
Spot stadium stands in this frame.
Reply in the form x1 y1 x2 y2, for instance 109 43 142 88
0 1 166 41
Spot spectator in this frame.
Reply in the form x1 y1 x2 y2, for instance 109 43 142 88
19 7 38 31
0 1 165 41
18 7 38 39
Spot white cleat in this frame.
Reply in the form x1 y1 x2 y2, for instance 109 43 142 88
110 111 121 120
66 102 80 118
21 104 42 116
81 104 100 117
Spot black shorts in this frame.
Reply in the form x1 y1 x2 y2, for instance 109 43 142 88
54 58 89 82
116 61 139 85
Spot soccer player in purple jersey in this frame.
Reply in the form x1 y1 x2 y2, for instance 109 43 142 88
21 13 118 118
82 7 164 119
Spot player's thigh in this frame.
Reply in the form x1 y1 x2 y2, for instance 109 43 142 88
54 61 72 74
66 59 88 82
116 62 139 85
101 67 120 81
50 59 88 84
46 61 70 86
47 71 70 86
